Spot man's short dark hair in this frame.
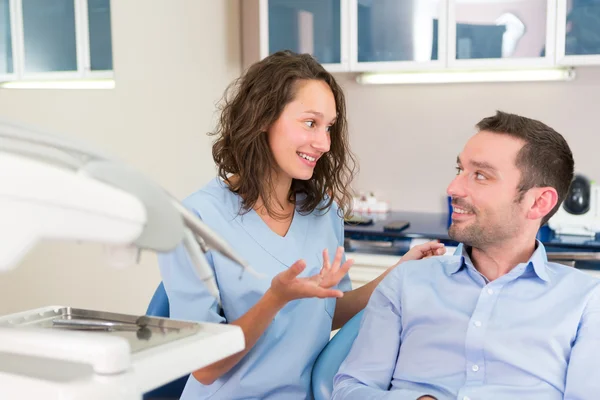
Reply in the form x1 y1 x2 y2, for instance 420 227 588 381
476 111 574 225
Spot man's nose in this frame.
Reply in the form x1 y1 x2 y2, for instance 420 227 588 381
447 174 466 198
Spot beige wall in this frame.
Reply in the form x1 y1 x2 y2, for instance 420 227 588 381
0 1 241 315
336 66 600 213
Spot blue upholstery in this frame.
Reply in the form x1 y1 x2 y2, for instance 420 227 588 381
143 282 188 400
311 309 365 400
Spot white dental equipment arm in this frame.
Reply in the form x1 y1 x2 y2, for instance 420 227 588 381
0 119 253 302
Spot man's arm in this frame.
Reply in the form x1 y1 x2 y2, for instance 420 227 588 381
563 285 600 399
331 266 438 400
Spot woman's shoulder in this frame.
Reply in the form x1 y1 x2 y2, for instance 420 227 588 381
182 177 240 218
304 196 343 225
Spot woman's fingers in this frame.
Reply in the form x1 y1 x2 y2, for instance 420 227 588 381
310 287 344 299
319 258 354 288
279 260 306 283
320 248 331 277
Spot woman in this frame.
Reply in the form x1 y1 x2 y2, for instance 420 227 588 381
158 50 445 399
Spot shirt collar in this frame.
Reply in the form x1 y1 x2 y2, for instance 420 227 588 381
529 241 551 282
449 241 550 282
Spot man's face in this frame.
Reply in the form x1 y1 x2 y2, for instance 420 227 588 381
446 131 528 248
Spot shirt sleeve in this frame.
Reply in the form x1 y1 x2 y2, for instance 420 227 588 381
157 206 225 325
332 266 435 400
563 284 600 399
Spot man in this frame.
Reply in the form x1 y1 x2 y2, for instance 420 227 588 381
332 111 600 400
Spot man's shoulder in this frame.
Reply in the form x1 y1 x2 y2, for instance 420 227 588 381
545 261 600 293
388 255 458 281
376 256 457 300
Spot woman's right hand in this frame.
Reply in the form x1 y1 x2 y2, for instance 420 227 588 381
269 247 353 306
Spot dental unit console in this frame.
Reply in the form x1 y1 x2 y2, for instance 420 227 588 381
549 174 600 237
0 120 249 399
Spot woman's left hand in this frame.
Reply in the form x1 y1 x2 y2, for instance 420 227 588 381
396 241 446 265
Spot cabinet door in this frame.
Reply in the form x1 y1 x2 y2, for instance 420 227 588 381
87 0 113 71
447 0 557 68
557 0 600 65
265 0 348 71
0 0 13 78
351 0 447 71
21 0 78 74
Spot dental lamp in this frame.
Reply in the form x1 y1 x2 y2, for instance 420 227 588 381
0 119 249 399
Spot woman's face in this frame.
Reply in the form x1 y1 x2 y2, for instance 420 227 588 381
267 79 337 182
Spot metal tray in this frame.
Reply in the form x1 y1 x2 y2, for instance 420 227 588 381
0 307 202 353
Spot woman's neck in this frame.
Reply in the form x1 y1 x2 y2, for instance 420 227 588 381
229 172 294 219
270 174 293 211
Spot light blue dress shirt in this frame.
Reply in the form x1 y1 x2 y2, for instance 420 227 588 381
158 178 351 400
333 243 600 400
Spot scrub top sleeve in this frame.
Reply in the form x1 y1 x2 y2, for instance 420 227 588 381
157 212 225 324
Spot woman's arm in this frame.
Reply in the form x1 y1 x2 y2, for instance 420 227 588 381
192 287 284 385
193 255 352 384
332 242 445 330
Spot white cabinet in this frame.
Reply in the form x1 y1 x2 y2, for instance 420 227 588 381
556 0 600 65
350 0 447 72
447 0 557 69
242 0 349 72
0 0 13 80
0 0 113 83
347 252 397 289
243 1 600 73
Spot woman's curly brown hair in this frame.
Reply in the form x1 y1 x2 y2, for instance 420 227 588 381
210 50 357 218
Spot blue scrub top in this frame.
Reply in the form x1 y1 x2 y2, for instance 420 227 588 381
158 178 352 399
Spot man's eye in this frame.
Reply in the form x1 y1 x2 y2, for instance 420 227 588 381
455 167 463 175
475 172 486 180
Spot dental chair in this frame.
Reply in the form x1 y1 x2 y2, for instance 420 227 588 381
311 309 365 400
144 283 365 400
143 282 188 400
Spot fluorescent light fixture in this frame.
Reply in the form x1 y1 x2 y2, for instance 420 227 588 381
356 68 576 85
0 79 115 89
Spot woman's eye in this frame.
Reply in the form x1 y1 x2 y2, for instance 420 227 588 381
304 120 315 128
475 172 486 180
455 167 462 175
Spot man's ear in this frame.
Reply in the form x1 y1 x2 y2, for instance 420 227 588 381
526 187 558 221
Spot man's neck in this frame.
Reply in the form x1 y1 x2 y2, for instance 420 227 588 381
469 235 537 282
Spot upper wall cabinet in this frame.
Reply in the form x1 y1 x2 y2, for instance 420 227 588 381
448 0 557 68
0 0 14 78
242 0 600 73
556 0 600 65
22 0 79 74
350 0 447 71
242 0 349 72
0 0 113 83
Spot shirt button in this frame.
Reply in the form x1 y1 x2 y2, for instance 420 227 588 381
474 320 482 327
472 364 480 372
487 288 494 295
